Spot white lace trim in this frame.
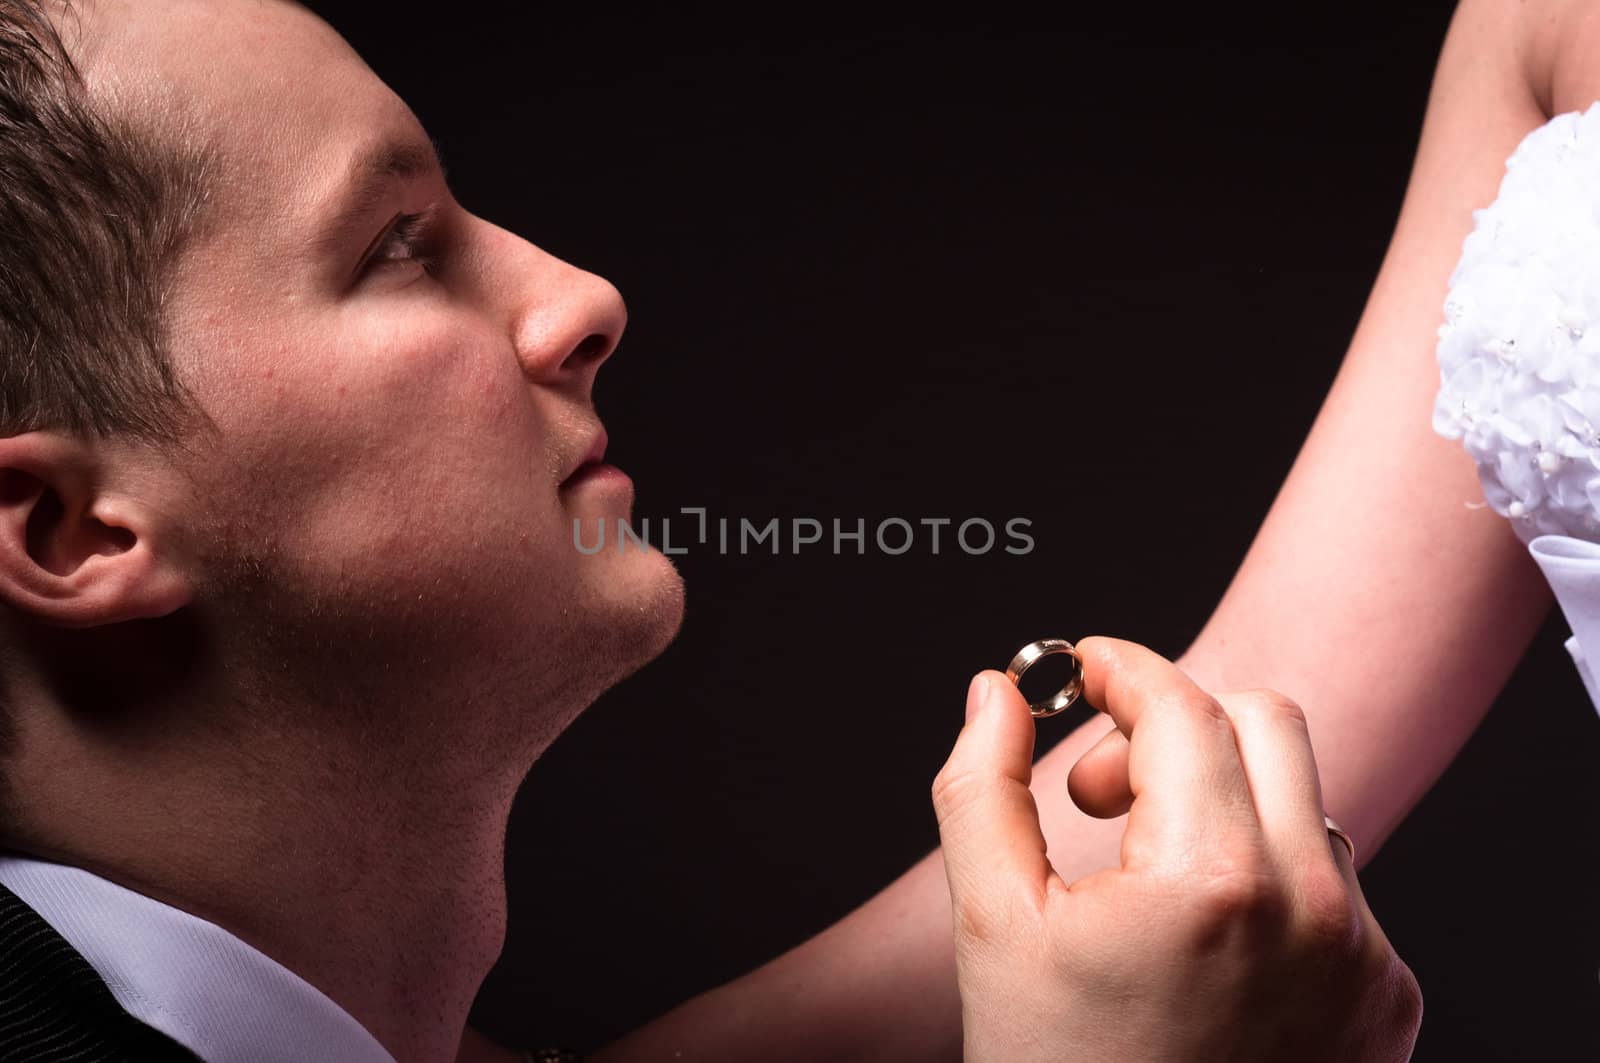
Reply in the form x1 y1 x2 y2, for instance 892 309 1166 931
1432 100 1600 543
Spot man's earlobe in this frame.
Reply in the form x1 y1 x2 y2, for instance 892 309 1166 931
0 432 192 628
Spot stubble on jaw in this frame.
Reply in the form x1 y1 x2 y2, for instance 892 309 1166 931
169 442 688 782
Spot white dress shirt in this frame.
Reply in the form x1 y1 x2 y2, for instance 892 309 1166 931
0 853 395 1063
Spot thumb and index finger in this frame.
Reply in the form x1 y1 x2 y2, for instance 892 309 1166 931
934 636 1263 908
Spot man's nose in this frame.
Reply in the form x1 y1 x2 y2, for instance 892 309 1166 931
500 234 627 393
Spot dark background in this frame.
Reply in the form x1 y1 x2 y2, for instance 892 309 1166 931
318 3 1600 1059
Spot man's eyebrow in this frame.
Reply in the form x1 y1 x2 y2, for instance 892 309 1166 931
314 135 449 258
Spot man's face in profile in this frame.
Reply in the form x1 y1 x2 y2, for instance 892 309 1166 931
66 0 685 739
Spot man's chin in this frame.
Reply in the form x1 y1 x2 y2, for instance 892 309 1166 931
584 546 686 685
492 550 685 770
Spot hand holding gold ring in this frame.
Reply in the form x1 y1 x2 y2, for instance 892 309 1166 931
1004 636 1357 864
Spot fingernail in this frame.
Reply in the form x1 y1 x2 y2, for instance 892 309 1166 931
965 673 990 723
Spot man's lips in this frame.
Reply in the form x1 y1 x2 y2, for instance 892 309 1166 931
560 427 610 487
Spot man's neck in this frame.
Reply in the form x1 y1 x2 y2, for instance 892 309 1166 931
6 709 526 1063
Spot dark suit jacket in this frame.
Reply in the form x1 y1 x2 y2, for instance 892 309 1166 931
0 881 199 1062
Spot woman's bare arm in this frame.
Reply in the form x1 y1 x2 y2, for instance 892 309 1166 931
1163 0 1560 862
591 2 1557 1059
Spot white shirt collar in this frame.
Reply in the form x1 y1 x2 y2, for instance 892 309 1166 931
0 853 394 1063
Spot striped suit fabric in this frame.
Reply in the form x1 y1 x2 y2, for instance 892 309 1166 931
0 882 197 1062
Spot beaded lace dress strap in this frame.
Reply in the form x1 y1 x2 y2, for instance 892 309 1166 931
1432 100 1600 715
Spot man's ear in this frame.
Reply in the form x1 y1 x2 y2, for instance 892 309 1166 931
0 431 192 628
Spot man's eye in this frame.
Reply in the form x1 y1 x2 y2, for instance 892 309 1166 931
364 211 434 275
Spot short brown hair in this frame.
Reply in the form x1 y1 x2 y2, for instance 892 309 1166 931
0 0 213 445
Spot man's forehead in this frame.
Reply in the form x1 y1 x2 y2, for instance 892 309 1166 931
69 0 345 95
68 0 402 192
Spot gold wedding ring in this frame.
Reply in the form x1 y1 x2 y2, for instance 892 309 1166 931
1323 815 1356 864
1004 638 1084 718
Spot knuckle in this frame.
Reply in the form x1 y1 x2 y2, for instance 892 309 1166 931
1149 689 1231 730
952 894 1000 947
930 764 982 819
952 884 1046 952
1229 687 1308 727
1390 960 1425 1031
1293 867 1361 954
1355 950 1425 1045
1186 861 1291 941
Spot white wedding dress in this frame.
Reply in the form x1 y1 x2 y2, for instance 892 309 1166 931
1433 100 1600 713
